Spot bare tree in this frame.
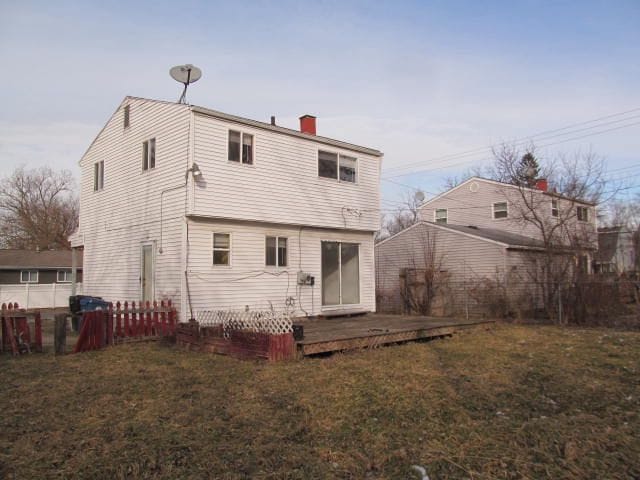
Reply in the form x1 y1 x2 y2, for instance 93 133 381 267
380 189 424 239
0 166 79 250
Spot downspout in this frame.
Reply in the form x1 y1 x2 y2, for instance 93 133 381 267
181 108 196 320
71 247 77 297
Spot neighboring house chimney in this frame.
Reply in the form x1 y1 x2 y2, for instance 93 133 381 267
299 115 316 135
270 115 276 126
535 178 548 192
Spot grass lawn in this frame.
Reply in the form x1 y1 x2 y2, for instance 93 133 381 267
1 324 639 479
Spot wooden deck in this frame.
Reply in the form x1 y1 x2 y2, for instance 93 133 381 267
294 314 494 356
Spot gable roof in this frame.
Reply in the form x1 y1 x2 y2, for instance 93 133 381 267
0 250 83 270
376 220 546 251
420 176 595 209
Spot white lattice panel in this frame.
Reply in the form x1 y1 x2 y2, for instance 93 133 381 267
196 309 293 335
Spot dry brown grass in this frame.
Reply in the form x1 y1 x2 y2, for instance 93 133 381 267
1 324 639 479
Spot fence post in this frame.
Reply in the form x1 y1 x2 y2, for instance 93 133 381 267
34 311 43 353
54 313 67 355
558 282 563 325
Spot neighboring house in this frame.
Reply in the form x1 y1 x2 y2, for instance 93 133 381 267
0 250 83 285
376 177 598 316
593 226 636 274
71 97 382 319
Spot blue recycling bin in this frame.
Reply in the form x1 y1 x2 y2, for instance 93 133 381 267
69 295 110 332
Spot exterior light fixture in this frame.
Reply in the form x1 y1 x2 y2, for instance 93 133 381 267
186 162 203 179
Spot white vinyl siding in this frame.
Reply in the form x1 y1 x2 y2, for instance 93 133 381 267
192 113 380 231
20 270 38 283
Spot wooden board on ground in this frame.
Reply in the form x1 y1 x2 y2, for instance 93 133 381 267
294 314 494 356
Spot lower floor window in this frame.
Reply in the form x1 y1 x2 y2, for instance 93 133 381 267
57 270 72 282
266 236 287 267
20 270 38 283
213 233 231 265
321 241 360 306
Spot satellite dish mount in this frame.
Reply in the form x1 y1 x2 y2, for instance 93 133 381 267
170 64 202 104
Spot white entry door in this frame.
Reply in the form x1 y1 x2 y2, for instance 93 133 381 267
141 244 154 303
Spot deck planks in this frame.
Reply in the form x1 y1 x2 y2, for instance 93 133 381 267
294 314 493 355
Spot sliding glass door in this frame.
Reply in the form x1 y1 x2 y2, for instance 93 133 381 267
321 242 360 306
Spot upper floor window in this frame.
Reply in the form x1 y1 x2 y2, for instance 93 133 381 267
493 202 508 219
142 138 156 171
213 233 231 265
57 270 72 283
265 236 287 267
124 105 130 129
435 208 448 224
577 206 590 222
93 161 104 191
20 270 38 283
551 199 559 218
228 130 254 164
318 151 357 183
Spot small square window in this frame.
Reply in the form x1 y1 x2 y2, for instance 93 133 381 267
143 138 156 171
20 270 38 283
577 206 589 222
493 202 508 219
124 105 130 129
551 199 559 218
318 151 338 179
93 161 104 191
339 156 357 183
435 209 447 224
213 233 231 265
57 270 72 282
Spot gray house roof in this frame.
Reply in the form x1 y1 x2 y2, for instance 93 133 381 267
425 222 546 250
0 250 83 270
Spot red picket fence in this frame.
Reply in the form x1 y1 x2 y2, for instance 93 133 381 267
1 303 43 355
74 300 177 353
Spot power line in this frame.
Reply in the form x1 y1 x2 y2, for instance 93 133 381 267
383 117 640 179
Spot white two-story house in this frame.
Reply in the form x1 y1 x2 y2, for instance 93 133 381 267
70 97 383 320
375 177 597 316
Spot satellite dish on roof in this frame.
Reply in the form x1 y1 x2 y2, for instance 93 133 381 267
170 64 202 104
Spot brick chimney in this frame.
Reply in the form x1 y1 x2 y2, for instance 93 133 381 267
299 115 316 135
535 178 548 192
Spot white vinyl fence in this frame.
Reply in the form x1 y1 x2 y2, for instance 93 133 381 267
0 283 83 309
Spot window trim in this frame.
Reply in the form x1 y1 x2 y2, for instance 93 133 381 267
265 236 288 268
317 149 358 184
320 240 361 308
93 160 104 191
434 208 448 224
577 206 590 222
57 270 72 283
20 270 38 284
227 129 255 166
212 232 232 267
492 201 508 220
142 138 156 171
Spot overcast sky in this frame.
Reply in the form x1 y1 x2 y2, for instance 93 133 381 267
1 0 639 206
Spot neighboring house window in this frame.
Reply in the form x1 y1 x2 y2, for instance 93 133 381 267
265 236 288 267
551 199 559 217
142 138 156 171
493 202 508 219
318 151 357 183
435 209 448 224
57 270 72 282
228 130 254 164
321 241 360 306
213 233 231 265
20 270 38 283
124 105 130 128
93 161 104 191
577 206 590 222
